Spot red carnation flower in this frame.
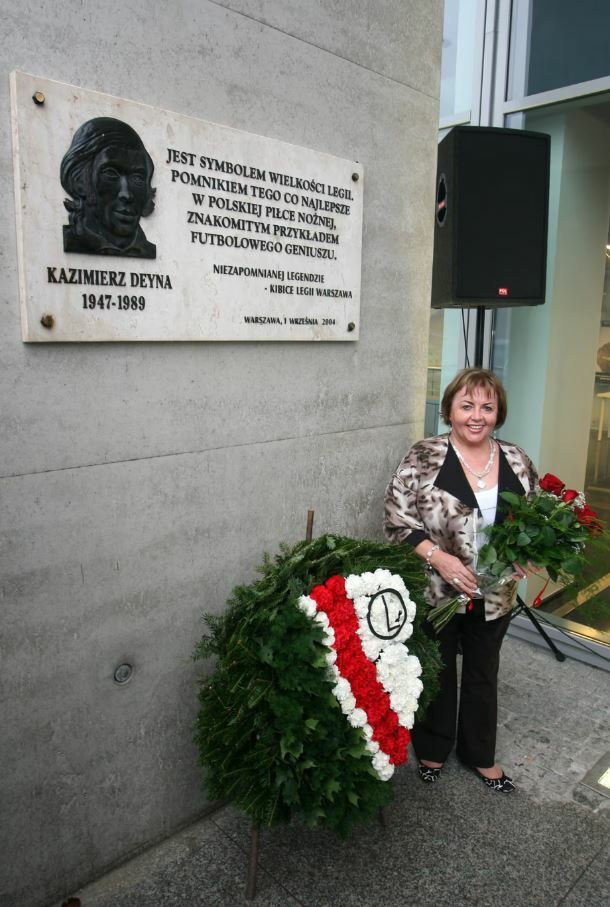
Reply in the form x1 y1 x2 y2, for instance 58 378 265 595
350 660 377 686
539 473 565 495
390 731 409 764
310 584 334 610
332 602 358 626
325 575 347 596
395 725 411 750
366 698 390 725
333 624 355 650
336 638 361 667
377 732 396 754
375 710 399 737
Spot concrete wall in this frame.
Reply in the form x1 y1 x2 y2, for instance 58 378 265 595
0 2 442 904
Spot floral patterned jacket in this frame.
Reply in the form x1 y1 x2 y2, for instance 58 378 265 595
384 434 538 621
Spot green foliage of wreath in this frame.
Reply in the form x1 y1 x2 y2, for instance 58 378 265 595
193 535 442 837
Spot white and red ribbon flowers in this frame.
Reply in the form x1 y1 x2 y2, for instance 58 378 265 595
297 569 423 781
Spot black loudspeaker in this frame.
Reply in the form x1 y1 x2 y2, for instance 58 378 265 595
431 126 550 308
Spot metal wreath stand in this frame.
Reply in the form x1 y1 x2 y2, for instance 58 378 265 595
244 510 387 899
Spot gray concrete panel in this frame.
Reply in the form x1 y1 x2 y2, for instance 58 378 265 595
0 0 440 903
1 422 414 905
1 3 437 477
210 0 444 98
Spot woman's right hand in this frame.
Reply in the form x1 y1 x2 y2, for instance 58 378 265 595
431 551 479 598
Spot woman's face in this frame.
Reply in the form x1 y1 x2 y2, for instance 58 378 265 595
449 384 498 447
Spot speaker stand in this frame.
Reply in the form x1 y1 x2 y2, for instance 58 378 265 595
511 595 566 662
474 307 486 367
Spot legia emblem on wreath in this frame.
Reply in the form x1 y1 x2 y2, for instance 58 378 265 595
298 569 423 780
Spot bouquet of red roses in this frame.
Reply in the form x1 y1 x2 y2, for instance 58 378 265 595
428 473 604 632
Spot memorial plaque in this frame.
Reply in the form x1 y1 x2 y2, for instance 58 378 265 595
10 72 363 342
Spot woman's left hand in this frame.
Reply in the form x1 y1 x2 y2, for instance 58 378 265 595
512 562 544 580
512 563 527 580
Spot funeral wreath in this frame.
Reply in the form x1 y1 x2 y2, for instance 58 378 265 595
194 535 442 836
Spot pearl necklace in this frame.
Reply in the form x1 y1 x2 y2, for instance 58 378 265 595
451 435 496 488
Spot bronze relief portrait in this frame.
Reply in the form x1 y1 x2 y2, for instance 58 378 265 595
61 117 156 259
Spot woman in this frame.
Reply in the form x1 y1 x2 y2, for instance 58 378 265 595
384 368 537 792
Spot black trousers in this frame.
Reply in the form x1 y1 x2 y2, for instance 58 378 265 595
411 600 511 768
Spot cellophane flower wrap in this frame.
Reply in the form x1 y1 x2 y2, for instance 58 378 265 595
428 473 605 633
194 536 442 837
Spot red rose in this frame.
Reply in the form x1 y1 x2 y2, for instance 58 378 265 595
574 504 603 534
539 473 565 495
561 489 579 503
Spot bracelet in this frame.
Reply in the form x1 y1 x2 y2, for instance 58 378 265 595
424 544 440 572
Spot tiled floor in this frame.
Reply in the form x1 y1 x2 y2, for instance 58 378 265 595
64 635 610 907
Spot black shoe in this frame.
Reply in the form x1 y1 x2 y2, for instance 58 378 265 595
469 766 515 793
418 762 442 783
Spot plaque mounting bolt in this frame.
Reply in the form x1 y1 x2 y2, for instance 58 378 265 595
347 322 356 332
351 172 359 182
40 314 54 329
32 91 45 105
114 663 133 685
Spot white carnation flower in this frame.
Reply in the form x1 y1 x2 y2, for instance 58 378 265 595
322 629 336 647
405 598 417 622
313 611 330 629
347 708 368 728
344 574 366 599
377 762 395 781
397 710 415 729
343 693 357 712
365 737 380 754
379 644 407 667
332 677 352 701
372 750 391 770
352 594 369 619
297 595 317 618
404 623 415 641
358 632 383 662
325 650 337 666
404 655 422 677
